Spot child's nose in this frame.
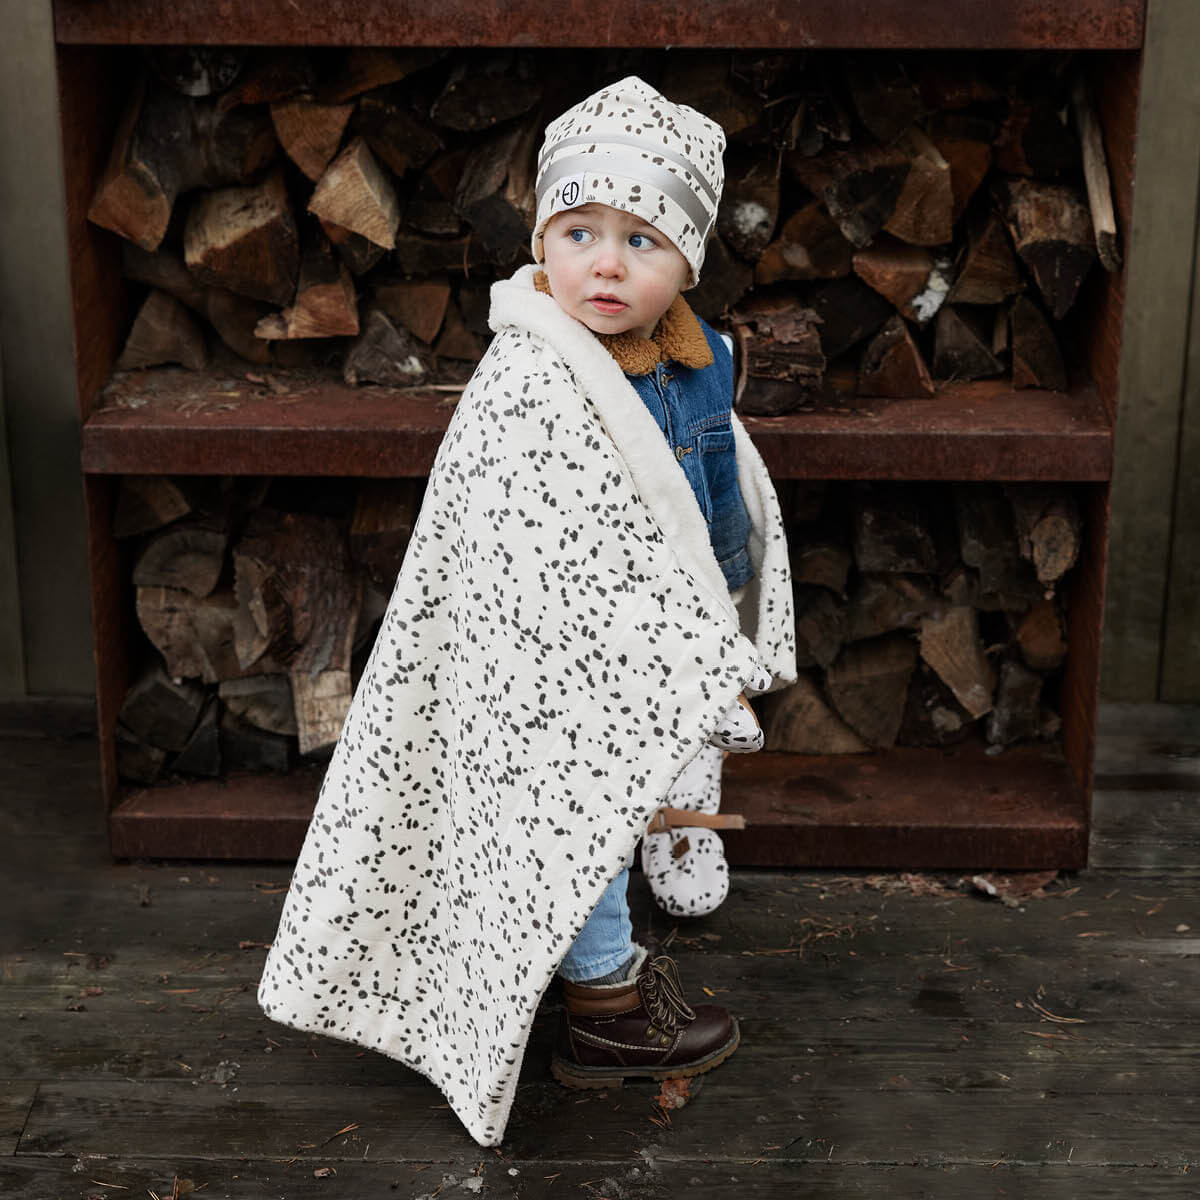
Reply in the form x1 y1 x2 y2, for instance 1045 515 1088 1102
592 241 625 277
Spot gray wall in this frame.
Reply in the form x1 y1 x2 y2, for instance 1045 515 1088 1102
0 0 1197 701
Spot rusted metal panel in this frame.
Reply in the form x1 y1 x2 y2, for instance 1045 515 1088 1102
54 0 1145 50
82 370 1113 480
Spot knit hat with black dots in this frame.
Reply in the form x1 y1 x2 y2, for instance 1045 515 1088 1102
530 75 726 289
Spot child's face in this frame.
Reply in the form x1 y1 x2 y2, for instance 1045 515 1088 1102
541 203 691 340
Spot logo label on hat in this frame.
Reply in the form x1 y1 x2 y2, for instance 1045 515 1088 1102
559 175 585 209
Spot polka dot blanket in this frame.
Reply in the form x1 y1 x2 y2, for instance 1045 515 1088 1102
257 264 796 1147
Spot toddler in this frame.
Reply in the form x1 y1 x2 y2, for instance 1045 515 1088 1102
258 75 796 1148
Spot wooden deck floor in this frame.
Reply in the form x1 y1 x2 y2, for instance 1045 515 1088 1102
2 701 1198 1198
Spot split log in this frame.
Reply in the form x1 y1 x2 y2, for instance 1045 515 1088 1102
136 586 245 683
857 315 935 398
918 605 995 718
88 77 277 251
854 492 939 574
319 218 388 277
113 476 194 539
117 290 207 371
318 48 443 104
356 91 444 179
216 49 316 111
117 660 207 751
826 633 919 748
307 137 401 251
255 233 359 340
845 56 924 145
1005 486 1081 588
998 178 1095 320
354 578 392 654
792 542 852 596
717 150 781 260
453 115 540 265
1009 295 1067 392
218 708 293 773
932 306 1003 381
846 574 939 643
434 301 485 362
131 518 228 597
947 213 1022 305
270 99 354 181
343 306 435 387
204 288 275 364
374 279 451 344
992 93 1080 178
184 169 299 306
755 202 854 285
170 695 221 777
852 238 949 324
1016 595 1068 670
992 306 1010 358
899 662 975 747
219 675 298 737
760 672 869 754
232 547 293 673
1071 71 1121 272
115 724 168 784
732 298 825 391
787 142 909 248
392 231 487 276
986 659 1044 746
807 277 895 360
145 47 247 97
404 149 470 236
885 127 954 247
794 585 846 670
931 135 993 224
350 479 422 585
660 52 760 138
952 484 1041 603
686 236 753 322
916 61 1000 113
430 55 542 131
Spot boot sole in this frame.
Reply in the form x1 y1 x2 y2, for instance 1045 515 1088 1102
550 1019 740 1089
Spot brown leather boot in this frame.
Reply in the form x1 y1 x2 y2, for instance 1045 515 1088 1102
551 946 739 1088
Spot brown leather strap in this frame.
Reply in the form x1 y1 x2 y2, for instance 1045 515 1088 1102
645 807 747 835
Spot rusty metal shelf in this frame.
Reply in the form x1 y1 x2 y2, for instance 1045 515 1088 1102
81 368 1112 481
109 742 1085 867
55 0 1144 50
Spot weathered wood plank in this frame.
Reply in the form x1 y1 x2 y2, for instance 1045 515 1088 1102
0 1081 37 1155
1089 789 1200 870
1106 0 1200 699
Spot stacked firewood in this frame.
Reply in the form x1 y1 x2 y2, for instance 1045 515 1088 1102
92 47 1117 403
113 473 421 784
756 480 1080 753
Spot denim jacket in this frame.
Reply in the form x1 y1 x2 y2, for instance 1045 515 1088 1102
624 318 755 591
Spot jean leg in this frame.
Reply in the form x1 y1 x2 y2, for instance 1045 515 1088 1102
557 867 633 982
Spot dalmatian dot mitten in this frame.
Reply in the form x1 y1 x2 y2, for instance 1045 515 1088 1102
707 691 764 753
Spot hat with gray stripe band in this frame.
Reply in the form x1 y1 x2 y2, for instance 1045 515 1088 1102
530 75 726 289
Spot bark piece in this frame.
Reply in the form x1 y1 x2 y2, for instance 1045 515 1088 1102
731 299 825 408
857 315 935 398
918 605 995 719
755 202 854 285
986 660 1044 746
947 213 1023 305
374 279 451 344
1016 595 1068 671
718 150 781 260
255 233 359 340
117 660 207 751
933 306 1004 381
760 673 869 755
999 178 1095 320
1005 486 1081 588
219 675 298 737
454 115 540 265
343 306 435 387
852 238 948 324
170 695 221 777
350 479 422 586
184 169 299 306
1009 295 1067 392
270 99 354 181
1071 72 1121 272
113 476 194 539
826 633 919 748
117 290 207 371
307 137 401 251
131 518 228 598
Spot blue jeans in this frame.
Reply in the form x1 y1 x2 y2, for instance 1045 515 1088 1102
557 867 632 982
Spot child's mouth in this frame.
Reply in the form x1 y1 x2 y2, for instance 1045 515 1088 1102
588 296 627 315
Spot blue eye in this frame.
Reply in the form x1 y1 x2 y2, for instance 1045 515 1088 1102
568 229 589 243
629 233 654 249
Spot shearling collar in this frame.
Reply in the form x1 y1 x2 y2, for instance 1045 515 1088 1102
533 270 713 376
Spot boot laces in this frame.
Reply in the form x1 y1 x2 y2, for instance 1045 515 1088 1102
639 954 696 1035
